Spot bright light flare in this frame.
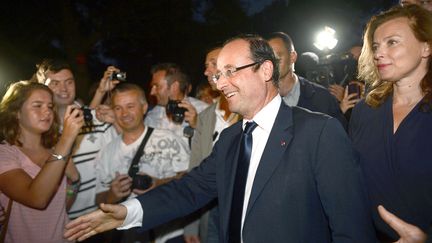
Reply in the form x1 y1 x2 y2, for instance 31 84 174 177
313 26 338 51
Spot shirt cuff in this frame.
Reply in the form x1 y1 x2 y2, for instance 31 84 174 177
117 198 143 230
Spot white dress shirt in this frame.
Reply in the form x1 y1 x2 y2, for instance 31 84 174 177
119 95 282 239
213 98 240 144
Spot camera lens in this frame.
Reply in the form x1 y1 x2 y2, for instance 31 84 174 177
81 107 93 122
166 100 186 124
110 72 127 82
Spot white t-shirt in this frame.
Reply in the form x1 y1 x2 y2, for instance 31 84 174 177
95 126 189 195
96 126 190 243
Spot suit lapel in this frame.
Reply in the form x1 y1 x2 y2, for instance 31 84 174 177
204 104 218 154
245 103 294 217
220 122 243 237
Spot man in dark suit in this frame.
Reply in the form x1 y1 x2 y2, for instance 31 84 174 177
64 34 376 242
184 46 241 243
267 32 347 128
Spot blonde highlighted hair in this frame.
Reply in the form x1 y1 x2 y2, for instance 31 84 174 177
358 5 432 109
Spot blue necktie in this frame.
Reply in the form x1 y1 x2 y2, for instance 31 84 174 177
229 121 258 243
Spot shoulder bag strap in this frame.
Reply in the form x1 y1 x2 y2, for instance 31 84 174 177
127 127 154 178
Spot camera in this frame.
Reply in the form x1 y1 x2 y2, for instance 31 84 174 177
305 52 358 87
132 174 153 190
166 100 186 124
81 106 93 122
305 65 336 88
320 52 353 65
109 71 127 82
72 102 93 122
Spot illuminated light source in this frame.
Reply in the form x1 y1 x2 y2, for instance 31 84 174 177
313 26 338 51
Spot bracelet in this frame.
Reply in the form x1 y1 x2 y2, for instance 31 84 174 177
47 152 69 162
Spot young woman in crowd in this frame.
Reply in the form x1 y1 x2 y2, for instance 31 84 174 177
0 81 83 242
351 5 432 242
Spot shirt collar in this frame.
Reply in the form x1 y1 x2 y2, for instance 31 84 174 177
282 75 300 106
243 94 281 133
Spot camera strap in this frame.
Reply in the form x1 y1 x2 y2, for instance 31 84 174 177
127 127 154 178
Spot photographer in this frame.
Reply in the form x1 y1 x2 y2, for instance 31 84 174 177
0 81 83 243
145 63 208 147
95 83 189 243
32 59 119 236
327 45 365 120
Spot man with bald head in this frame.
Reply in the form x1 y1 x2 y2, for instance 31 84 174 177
64 35 376 243
266 32 347 128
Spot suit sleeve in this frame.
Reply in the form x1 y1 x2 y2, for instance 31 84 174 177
313 117 376 242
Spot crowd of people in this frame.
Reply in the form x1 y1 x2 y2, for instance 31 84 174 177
0 2 431 243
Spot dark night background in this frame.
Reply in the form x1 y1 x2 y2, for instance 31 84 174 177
0 0 398 102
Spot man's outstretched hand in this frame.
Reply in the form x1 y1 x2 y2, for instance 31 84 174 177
64 203 127 242
378 205 427 243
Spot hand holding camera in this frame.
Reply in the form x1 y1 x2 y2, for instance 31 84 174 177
97 66 126 94
62 104 85 138
166 99 198 128
166 99 187 124
73 101 93 122
109 172 133 202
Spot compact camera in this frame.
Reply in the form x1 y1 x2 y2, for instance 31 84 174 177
166 100 186 124
132 174 153 190
81 106 93 122
109 71 127 82
72 102 93 122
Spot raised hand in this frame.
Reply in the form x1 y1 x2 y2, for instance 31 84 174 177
89 66 122 109
340 86 361 114
98 66 121 94
62 104 85 139
179 99 198 128
96 104 116 124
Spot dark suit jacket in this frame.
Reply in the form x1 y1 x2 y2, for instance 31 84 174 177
137 101 376 242
297 76 348 129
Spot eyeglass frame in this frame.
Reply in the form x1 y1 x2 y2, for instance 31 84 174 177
211 61 261 83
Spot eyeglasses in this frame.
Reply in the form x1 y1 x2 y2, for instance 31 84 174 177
211 61 260 83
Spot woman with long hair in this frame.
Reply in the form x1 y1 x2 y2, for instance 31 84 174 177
0 81 83 242
351 5 432 242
